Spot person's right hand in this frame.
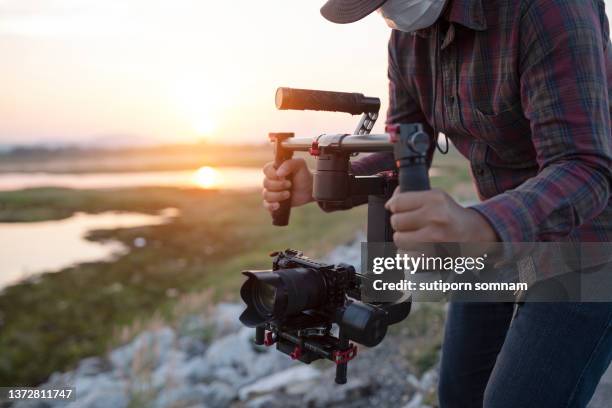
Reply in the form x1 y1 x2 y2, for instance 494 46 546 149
262 158 314 213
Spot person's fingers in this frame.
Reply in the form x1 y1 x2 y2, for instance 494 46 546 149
389 207 429 232
386 192 424 213
277 159 305 178
385 189 445 213
393 227 445 248
262 189 291 203
263 162 279 180
263 200 280 212
263 177 291 192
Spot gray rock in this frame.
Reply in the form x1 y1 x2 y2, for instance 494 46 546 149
246 348 294 380
75 357 108 377
324 232 365 269
180 356 213 383
419 369 438 393
178 336 207 358
68 375 128 408
150 350 188 389
212 366 251 388
238 365 321 400
245 394 282 408
403 393 424 408
201 381 237 408
589 363 612 408
406 373 421 390
147 327 177 365
72 391 128 408
154 384 210 408
45 371 73 389
285 379 319 396
73 373 119 401
213 303 244 337
110 327 177 374
205 327 256 369
13 401 52 408
109 342 136 373
179 314 208 338
303 377 373 407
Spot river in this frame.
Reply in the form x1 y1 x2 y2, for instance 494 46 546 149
0 209 178 290
0 166 262 191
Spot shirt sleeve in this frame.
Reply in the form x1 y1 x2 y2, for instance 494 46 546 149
470 0 612 242
351 31 435 176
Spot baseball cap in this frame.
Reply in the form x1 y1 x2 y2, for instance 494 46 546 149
320 0 388 24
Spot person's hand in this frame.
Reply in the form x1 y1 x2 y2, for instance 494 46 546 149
262 158 314 213
385 189 498 248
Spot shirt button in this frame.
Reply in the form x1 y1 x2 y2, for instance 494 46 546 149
475 166 485 176
447 95 455 104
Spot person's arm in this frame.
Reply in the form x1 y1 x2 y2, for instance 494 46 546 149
470 0 612 242
351 31 435 176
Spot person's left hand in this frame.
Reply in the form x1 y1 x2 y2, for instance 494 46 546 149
385 189 498 249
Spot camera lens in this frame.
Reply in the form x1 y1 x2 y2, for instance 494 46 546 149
255 282 276 315
239 267 327 327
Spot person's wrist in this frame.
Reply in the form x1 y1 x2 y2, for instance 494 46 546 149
465 208 499 242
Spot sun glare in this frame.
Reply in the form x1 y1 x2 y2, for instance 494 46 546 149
193 116 216 138
192 166 220 188
170 77 225 142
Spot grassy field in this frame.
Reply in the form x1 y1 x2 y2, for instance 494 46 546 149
0 144 272 173
0 147 473 387
0 187 367 386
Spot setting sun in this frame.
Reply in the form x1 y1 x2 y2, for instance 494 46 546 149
170 76 226 142
192 166 220 188
193 116 216 138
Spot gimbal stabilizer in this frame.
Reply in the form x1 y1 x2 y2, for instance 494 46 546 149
239 87 432 384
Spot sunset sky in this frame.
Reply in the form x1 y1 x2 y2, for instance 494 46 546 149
0 1 610 146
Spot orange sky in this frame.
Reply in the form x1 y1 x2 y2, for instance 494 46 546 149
0 1 390 145
0 1 610 146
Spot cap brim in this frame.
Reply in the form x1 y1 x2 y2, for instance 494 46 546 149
320 0 387 24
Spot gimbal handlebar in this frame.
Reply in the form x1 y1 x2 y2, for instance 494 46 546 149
270 125 431 227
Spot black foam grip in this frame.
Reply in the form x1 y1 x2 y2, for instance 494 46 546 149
271 157 293 227
271 189 292 226
275 87 379 115
399 162 430 192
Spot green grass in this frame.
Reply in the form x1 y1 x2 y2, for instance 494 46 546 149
0 144 272 173
0 187 365 386
0 150 472 387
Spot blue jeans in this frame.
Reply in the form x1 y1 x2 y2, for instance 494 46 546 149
438 301 612 407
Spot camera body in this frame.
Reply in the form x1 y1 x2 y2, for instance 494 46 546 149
240 249 411 383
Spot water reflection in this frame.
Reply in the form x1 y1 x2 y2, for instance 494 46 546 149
192 166 221 188
0 209 178 289
0 167 262 191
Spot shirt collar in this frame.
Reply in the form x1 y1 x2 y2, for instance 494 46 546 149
445 0 488 31
413 0 487 39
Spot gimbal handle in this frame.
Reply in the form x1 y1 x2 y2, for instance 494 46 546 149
275 87 380 116
269 133 295 226
389 124 431 192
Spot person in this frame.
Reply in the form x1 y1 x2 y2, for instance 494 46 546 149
262 0 612 406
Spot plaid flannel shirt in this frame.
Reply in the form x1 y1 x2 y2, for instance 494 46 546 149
352 0 612 243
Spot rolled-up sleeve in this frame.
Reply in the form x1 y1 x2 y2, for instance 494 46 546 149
351 31 435 176
471 0 612 242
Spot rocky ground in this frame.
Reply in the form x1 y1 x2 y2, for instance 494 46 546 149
8 238 612 407
10 301 438 408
